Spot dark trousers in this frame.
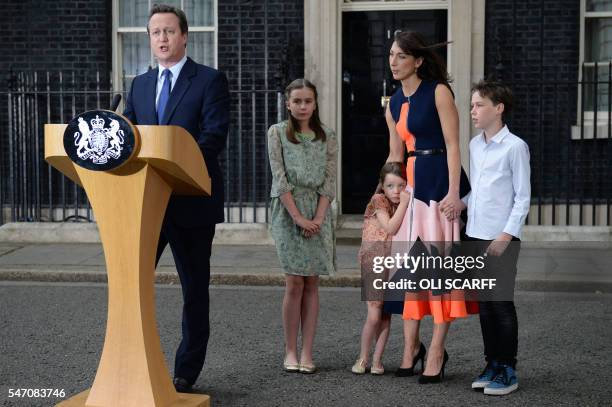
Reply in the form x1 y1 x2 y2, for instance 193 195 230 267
156 217 216 384
467 236 520 368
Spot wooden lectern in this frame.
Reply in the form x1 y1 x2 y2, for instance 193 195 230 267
45 111 211 407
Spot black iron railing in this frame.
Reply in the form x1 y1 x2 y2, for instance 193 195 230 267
0 70 283 224
1 66 611 226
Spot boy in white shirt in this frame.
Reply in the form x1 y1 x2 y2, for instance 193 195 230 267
463 80 530 396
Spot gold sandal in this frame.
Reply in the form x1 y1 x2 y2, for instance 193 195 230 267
299 362 316 374
370 362 385 375
283 359 300 372
351 358 367 374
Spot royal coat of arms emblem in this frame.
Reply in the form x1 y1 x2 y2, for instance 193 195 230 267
64 110 137 171
74 115 125 165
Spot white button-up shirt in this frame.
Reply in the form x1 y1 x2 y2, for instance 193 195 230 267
464 125 531 240
155 55 188 108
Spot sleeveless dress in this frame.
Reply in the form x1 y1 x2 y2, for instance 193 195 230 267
384 80 478 323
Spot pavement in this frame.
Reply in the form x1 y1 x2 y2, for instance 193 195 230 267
0 242 611 293
1 282 611 406
1 240 611 406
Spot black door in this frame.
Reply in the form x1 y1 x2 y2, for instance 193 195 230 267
341 10 448 214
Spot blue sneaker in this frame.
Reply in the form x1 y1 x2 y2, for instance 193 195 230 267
484 364 518 396
471 360 498 389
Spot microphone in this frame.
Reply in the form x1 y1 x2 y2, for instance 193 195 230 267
110 94 122 112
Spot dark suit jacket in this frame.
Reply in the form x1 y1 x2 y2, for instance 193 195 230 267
124 57 230 227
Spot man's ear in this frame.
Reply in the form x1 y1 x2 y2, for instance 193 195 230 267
184 33 188 48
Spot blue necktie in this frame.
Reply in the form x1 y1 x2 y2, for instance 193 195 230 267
157 69 172 124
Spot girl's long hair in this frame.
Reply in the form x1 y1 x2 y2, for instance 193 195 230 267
284 78 326 144
394 31 453 92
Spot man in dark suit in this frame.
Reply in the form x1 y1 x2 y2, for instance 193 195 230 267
123 4 230 393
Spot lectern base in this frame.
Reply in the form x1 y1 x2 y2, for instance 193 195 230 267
56 389 210 407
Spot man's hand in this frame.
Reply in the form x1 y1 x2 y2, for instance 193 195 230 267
486 232 513 256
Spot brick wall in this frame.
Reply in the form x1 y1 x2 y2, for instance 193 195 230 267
218 0 304 91
484 0 611 206
0 0 111 89
217 0 305 209
0 0 305 215
2 0 605 220
484 0 579 83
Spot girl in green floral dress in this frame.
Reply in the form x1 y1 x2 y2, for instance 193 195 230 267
267 78 337 374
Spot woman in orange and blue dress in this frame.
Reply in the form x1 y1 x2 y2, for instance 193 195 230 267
383 31 476 383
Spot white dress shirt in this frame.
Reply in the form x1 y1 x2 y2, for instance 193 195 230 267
155 55 188 108
464 125 531 240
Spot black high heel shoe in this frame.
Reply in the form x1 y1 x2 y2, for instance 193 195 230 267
418 350 449 384
395 343 426 377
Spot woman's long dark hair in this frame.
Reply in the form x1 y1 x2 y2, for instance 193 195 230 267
284 78 326 144
393 31 453 90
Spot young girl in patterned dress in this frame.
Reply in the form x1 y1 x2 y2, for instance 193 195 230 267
267 79 338 374
351 162 410 375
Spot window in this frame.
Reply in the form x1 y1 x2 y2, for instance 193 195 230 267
342 0 448 12
575 0 612 138
583 0 612 111
113 0 217 91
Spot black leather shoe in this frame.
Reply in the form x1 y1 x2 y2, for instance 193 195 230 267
418 350 449 384
395 343 427 377
173 377 193 393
